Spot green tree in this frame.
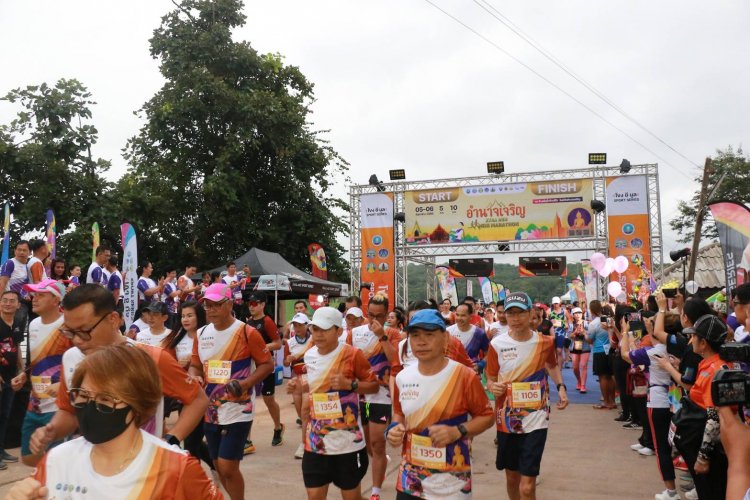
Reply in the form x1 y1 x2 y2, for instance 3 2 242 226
670 146 750 244
121 0 349 279
0 79 116 267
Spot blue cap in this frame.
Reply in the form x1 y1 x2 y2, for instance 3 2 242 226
407 309 446 332
504 292 532 311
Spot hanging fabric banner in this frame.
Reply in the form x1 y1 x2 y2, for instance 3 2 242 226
45 209 56 261
435 266 458 306
91 222 100 262
120 223 138 328
708 201 750 291
1 203 9 266
496 282 506 301
581 260 598 306
479 277 493 304
465 278 473 299
359 193 395 311
307 243 328 310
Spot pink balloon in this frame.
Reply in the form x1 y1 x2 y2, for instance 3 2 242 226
590 252 606 272
614 255 629 274
599 258 615 278
607 281 623 298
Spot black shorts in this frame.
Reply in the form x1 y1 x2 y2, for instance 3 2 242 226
359 401 391 426
593 352 613 376
261 372 276 396
302 448 369 490
496 429 547 477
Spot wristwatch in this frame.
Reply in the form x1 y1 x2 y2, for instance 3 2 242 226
164 434 180 446
556 383 567 392
350 379 359 392
379 334 389 342
457 424 468 438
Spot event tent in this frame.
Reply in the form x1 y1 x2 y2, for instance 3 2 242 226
198 247 348 298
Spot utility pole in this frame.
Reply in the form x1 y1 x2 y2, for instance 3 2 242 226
688 157 713 281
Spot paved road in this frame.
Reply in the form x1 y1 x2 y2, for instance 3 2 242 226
0 361 679 498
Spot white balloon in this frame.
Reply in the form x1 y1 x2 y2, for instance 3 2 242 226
685 281 699 294
614 256 629 274
590 252 607 272
607 281 623 298
616 292 627 303
600 258 615 277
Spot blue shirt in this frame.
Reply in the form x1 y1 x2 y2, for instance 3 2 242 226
587 317 609 354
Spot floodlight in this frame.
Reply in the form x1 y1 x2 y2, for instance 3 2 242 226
590 199 606 214
368 174 385 192
619 159 632 174
669 248 691 262
487 161 504 174
389 169 406 181
588 153 607 165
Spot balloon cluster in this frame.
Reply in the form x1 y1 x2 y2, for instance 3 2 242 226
590 252 629 298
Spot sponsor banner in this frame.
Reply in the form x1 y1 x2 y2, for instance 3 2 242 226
708 201 750 290
581 260 599 306
255 274 292 292
404 179 594 245
571 276 586 304
91 222 100 262
435 266 458 306
605 176 651 296
1 203 9 266
360 193 395 309
45 210 56 260
479 277 493 304
120 223 138 328
307 243 328 279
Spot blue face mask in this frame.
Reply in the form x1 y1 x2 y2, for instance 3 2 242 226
75 401 133 444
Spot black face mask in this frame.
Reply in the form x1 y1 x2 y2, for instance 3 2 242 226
75 401 133 444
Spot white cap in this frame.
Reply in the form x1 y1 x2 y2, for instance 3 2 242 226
310 307 343 330
572 307 583 314
345 307 364 318
291 313 310 324
551 296 561 305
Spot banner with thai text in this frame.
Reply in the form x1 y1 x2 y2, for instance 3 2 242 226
360 193 395 310
708 201 750 290
581 259 599 306
120 223 138 328
405 179 594 245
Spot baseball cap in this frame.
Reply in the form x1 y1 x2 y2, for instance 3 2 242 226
571 307 583 314
693 314 727 344
551 296 561 305
291 312 310 324
406 309 446 332
734 283 750 305
200 283 233 303
345 307 364 318
310 307 343 330
145 301 168 315
247 291 267 303
505 292 532 311
23 279 66 299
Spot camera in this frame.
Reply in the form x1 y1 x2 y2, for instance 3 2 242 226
663 288 677 298
711 369 749 406
719 342 750 364
626 311 642 323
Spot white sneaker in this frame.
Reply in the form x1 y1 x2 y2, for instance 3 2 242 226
654 489 679 499
210 469 221 485
535 476 542 486
684 488 698 500
638 447 655 456
631 443 645 451
294 443 304 459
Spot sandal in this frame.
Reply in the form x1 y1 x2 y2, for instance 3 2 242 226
592 404 609 409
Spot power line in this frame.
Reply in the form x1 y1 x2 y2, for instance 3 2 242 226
421 0 694 181
474 0 700 169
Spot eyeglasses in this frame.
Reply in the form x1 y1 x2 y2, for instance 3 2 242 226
0 299 19 305
247 301 260 307
203 299 229 310
60 314 109 340
69 388 124 413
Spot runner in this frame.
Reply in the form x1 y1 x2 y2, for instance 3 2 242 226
447 303 489 371
341 306 364 344
105 255 123 306
438 298 456 326
284 300 310 339
137 260 163 305
188 283 274 500
569 306 591 392
222 262 245 320
283 312 312 459
11 280 71 466
135 302 172 346
462 297 484 328
244 291 284 451
482 305 496 332
29 285 209 467
486 292 569 500
348 293 400 500
162 267 181 329
0 240 31 294
27 239 49 284
177 264 200 303
549 296 569 368
294 306 378 500
489 300 510 339
387 308 494 499
86 245 110 286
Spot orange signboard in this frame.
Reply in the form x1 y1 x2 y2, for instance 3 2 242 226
359 193 395 310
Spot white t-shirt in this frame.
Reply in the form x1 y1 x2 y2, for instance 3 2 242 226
174 334 195 368
351 324 391 405
28 315 65 414
222 274 242 300
397 338 417 371
734 325 749 343
86 262 105 286
27 256 48 283
135 328 171 347
129 318 149 336
489 321 509 339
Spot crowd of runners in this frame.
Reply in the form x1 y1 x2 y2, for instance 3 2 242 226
0 238 748 499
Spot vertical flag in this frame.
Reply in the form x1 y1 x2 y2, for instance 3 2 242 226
45 209 56 260
1 203 9 266
497 283 506 301
435 266 458 306
91 222 100 262
708 201 750 290
465 279 473 299
581 259 598 306
120 223 138 328
479 277 493 305
359 193 395 311
307 243 328 310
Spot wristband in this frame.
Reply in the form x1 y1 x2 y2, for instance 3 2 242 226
556 383 567 392
384 421 399 440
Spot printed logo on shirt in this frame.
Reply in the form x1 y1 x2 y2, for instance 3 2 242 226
400 383 420 401
500 347 518 361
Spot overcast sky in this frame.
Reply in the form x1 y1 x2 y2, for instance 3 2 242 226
2 0 748 267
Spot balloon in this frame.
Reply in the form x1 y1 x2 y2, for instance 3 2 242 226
590 253 606 272
607 281 623 298
616 292 627 303
685 281 699 294
614 256 629 274
599 258 615 277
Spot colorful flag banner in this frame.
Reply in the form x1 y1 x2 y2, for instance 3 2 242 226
708 201 750 291
435 266 458 306
479 277 493 304
490 281 499 302
1 203 9 266
45 209 56 260
359 193 395 311
308 243 328 310
581 259 598 306
91 222 100 262
497 283 506 301
572 276 587 304
120 223 138 328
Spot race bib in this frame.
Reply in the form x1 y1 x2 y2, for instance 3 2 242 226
552 320 562 328
574 340 584 351
510 381 543 410
312 392 343 420
410 434 448 470
31 375 52 399
206 360 232 384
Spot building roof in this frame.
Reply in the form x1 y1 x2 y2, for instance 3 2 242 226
657 241 725 289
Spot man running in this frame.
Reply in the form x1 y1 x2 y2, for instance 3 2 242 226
29 285 209 465
341 307 365 344
489 300 509 339
284 312 312 458
486 291 568 500
245 291 284 451
11 280 72 465
447 303 490 370
462 296 484 328
295 306 378 500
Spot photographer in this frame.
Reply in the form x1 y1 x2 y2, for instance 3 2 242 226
672 315 730 500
